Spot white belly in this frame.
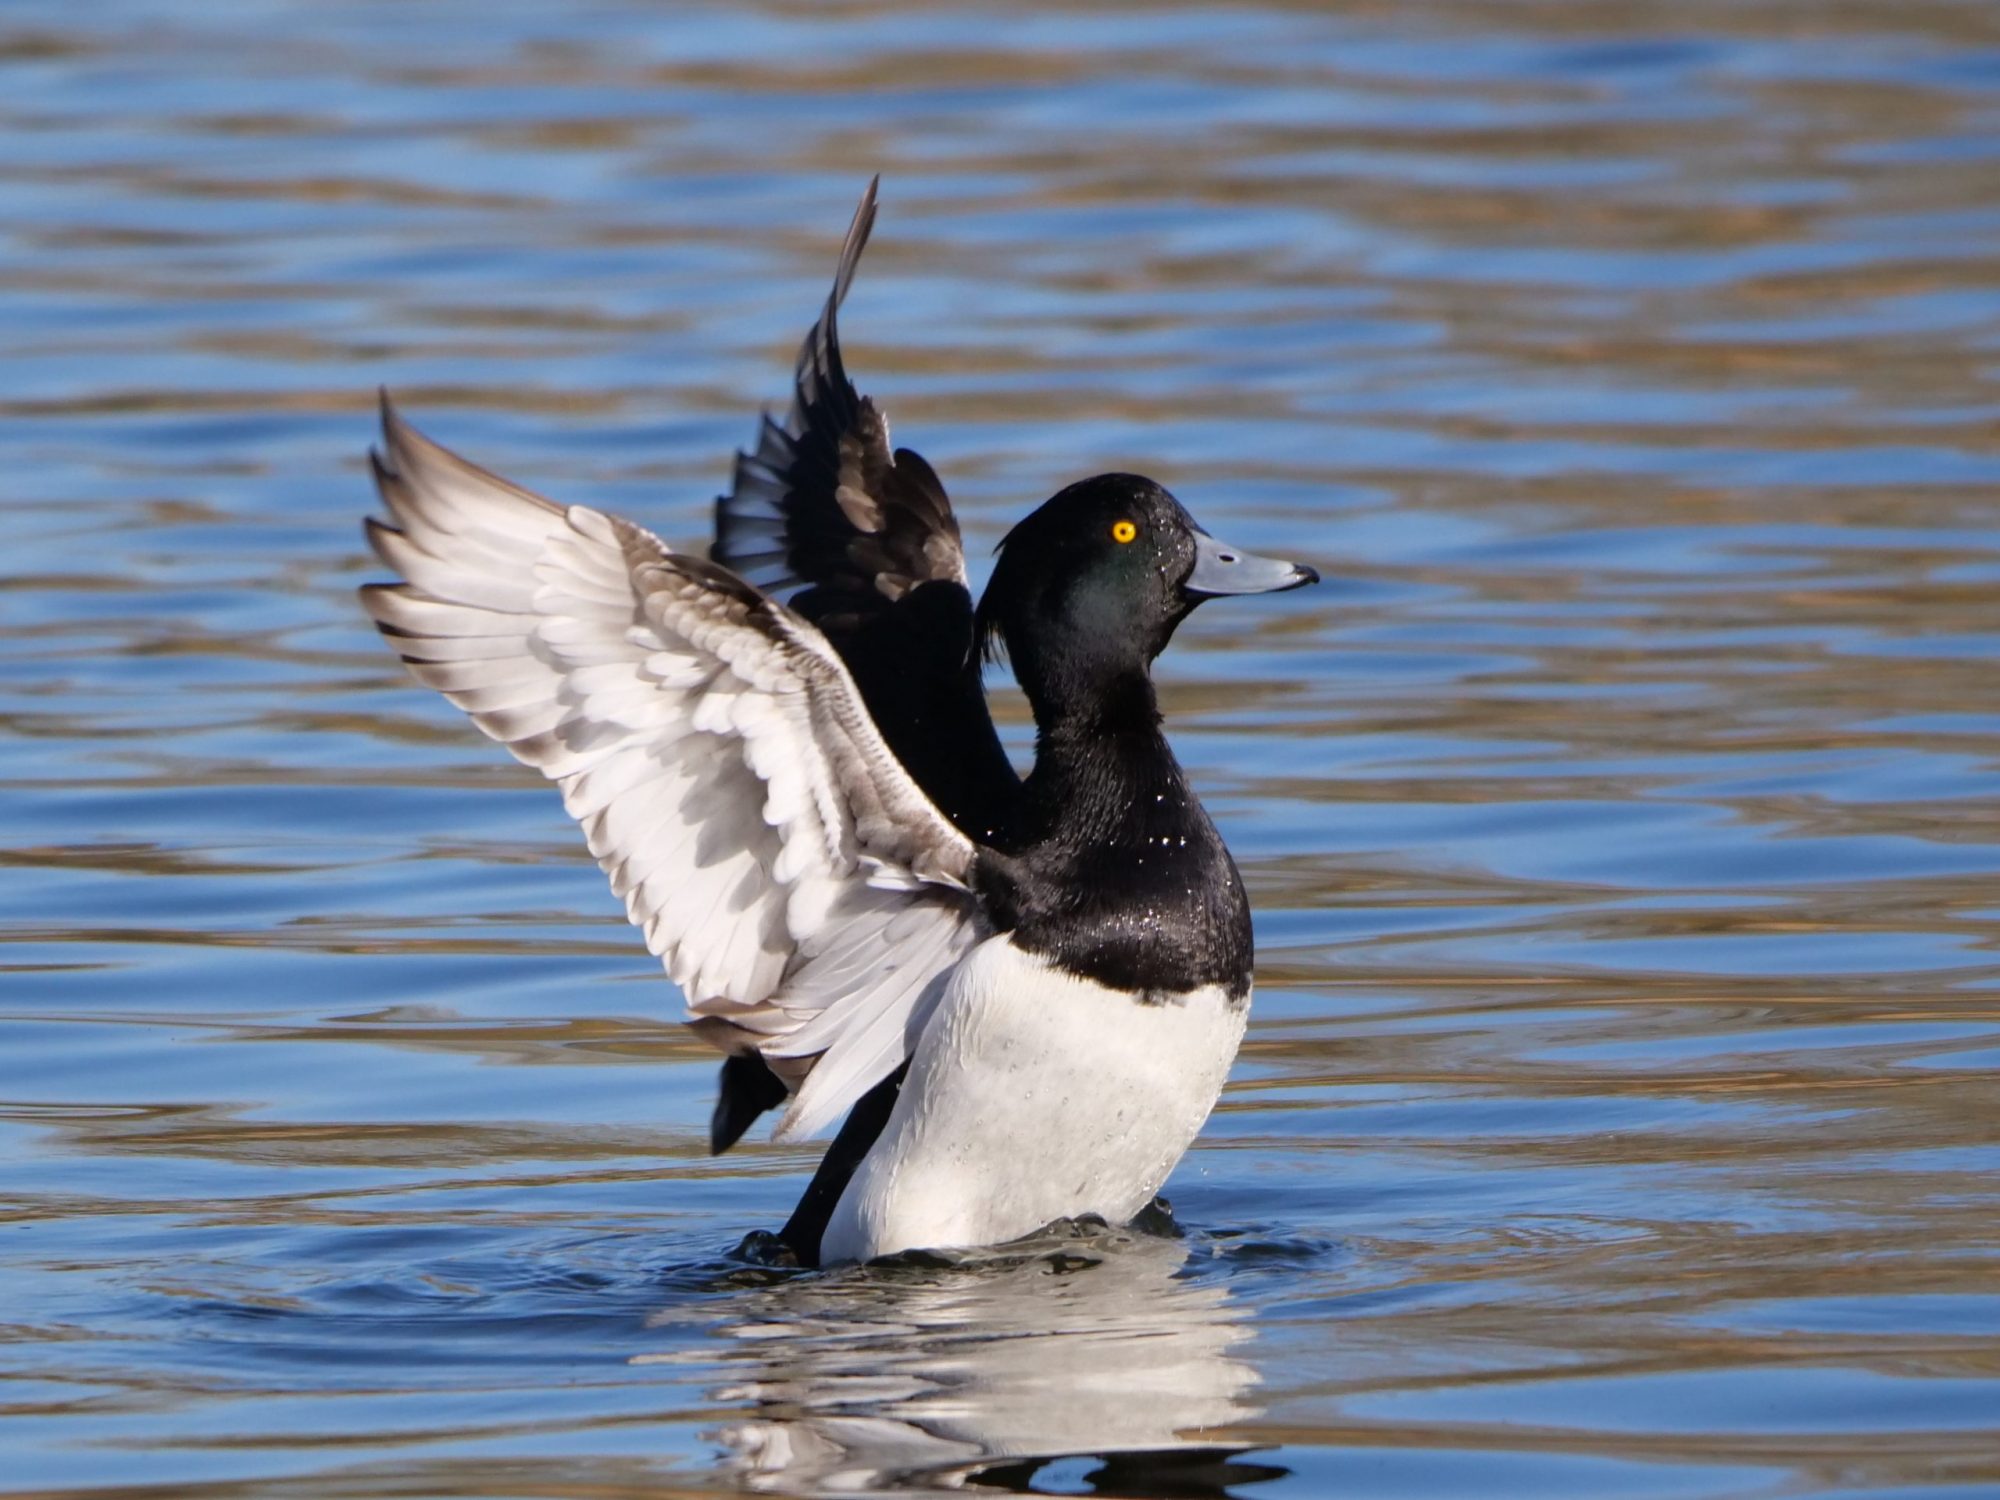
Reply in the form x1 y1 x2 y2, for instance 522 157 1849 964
819 934 1248 1265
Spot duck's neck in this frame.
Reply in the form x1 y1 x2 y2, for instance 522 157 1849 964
1031 663 1161 751
1014 665 1185 847
981 659 1253 1001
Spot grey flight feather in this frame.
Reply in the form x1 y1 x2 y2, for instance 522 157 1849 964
361 393 983 1140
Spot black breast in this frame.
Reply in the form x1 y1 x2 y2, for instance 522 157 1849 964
974 730 1253 1001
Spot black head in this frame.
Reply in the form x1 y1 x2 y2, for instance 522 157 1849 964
976 474 1316 717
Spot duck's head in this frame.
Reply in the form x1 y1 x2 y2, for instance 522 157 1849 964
977 474 1318 713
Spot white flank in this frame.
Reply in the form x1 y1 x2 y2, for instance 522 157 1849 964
820 935 1248 1264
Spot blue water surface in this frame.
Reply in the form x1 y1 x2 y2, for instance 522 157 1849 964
3 3 1999 1496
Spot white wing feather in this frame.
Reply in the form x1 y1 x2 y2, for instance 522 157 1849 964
360 397 983 1140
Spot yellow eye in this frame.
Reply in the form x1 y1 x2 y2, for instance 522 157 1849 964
1111 519 1138 544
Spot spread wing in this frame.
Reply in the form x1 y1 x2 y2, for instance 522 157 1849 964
705 180 1022 1168
712 177 1018 847
360 396 984 1142
704 181 1022 1164
712 176 967 638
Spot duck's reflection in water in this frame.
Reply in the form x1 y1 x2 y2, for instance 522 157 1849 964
665 1225 1285 1496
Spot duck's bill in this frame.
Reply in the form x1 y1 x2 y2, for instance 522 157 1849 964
1184 532 1320 597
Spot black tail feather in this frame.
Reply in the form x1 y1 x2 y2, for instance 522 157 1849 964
710 1053 791 1155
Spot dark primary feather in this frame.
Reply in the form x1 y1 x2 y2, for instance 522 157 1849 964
713 176 964 630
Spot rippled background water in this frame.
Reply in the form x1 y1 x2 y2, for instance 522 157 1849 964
5 3 2000 1496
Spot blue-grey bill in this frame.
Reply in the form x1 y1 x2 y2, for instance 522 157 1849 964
1184 531 1320 596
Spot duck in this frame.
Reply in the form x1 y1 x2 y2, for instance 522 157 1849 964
360 180 1318 1267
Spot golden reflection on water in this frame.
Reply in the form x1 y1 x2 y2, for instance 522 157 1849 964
2 0 1999 1496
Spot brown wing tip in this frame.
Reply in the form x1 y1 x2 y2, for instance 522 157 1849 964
364 391 563 516
830 177 880 314
356 579 419 636
361 515 402 571
375 386 437 478
375 387 407 466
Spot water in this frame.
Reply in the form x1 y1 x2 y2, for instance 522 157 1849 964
4 2 1999 1495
